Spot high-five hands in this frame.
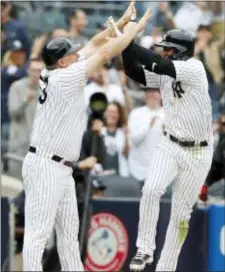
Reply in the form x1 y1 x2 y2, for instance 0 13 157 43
107 16 122 37
108 7 152 38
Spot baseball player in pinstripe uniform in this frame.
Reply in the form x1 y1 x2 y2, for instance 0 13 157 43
108 13 214 271
21 2 152 270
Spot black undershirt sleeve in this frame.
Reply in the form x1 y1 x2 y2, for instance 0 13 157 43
122 42 177 80
122 43 146 85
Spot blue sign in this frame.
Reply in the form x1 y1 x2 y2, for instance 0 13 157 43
208 204 225 272
85 199 206 272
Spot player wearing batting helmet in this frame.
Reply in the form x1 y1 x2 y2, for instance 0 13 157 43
116 10 213 272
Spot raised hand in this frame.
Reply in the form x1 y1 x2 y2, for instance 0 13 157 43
121 0 136 24
107 16 122 37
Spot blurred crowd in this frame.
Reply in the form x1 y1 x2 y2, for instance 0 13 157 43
1 1 225 193
1 2 224 270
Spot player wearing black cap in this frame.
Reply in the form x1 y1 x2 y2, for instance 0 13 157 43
122 29 195 86
41 38 82 70
114 19 213 271
22 2 152 271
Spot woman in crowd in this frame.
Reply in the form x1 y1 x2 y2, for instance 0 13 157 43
101 102 129 177
81 101 129 177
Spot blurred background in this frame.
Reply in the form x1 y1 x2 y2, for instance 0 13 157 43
1 1 225 272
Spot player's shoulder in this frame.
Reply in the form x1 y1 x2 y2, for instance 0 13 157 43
187 57 204 67
173 57 206 80
183 57 206 74
54 59 85 76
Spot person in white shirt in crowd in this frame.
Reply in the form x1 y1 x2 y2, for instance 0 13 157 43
8 58 45 178
128 88 164 185
174 1 213 36
85 64 125 107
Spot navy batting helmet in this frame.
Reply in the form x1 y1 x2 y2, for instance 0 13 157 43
41 37 81 69
155 29 195 60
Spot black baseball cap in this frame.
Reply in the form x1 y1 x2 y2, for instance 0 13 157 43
42 37 81 68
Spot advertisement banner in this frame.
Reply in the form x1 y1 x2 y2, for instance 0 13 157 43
208 203 225 272
85 199 206 272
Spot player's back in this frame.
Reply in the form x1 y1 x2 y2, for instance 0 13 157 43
30 58 87 161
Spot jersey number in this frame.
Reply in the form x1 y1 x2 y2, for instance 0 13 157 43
38 75 48 104
172 81 185 99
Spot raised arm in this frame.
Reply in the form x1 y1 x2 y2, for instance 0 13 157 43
124 40 176 78
80 0 136 59
86 9 152 78
122 42 146 85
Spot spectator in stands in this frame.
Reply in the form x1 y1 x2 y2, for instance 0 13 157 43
81 102 129 177
203 114 225 199
218 89 225 114
174 1 213 36
7 58 45 178
1 40 27 158
139 27 163 61
118 67 145 108
128 88 164 185
12 190 25 271
96 22 106 34
101 102 129 177
30 29 69 60
209 1 225 38
67 9 88 47
85 64 125 107
195 24 224 120
153 1 175 32
1 1 30 58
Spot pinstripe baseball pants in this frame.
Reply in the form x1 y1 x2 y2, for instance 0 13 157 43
136 136 213 271
22 153 83 271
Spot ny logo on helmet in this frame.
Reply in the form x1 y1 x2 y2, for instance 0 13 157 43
172 81 185 99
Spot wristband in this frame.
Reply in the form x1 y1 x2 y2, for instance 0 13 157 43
130 11 137 22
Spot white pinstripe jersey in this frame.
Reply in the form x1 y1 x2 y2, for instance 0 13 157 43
29 54 87 161
144 58 213 143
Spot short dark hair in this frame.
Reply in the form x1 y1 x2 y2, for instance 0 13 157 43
197 24 211 32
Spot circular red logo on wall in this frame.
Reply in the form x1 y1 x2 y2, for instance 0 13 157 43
85 212 129 271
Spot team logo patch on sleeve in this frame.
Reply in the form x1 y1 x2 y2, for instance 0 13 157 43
85 212 129 271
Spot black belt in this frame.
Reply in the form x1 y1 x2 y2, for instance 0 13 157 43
29 146 74 168
164 132 208 147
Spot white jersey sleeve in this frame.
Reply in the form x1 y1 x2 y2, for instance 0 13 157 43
144 69 160 89
57 56 86 100
172 59 203 85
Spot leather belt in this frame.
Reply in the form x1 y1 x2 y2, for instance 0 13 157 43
29 146 74 168
164 132 208 147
